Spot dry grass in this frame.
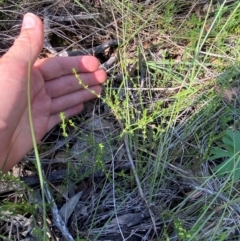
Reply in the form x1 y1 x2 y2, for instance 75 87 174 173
1 0 240 240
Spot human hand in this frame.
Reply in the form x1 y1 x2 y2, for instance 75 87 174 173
0 13 106 172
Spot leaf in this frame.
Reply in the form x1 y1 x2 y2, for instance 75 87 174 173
59 191 82 223
213 153 240 180
213 156 235 177
216 157 240 183
209 148 232 160
224 130 240 153
211 129 240 182
233 160 240 182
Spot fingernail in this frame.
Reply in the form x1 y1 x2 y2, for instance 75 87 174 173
22 13 36 29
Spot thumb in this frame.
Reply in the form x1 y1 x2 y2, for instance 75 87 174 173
4 13 43 65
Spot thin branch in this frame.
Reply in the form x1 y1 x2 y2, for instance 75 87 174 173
100 55 117 70
49 13 100 22
58 40 122 57
44 180 74 241
43 8 58 55
110 86 182 91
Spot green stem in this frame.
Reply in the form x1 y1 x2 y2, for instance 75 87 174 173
27 61 47 240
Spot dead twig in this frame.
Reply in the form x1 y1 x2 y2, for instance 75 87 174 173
0 162 131 197
43 8 58 55
124 135 144 199
49 13 100 22
124 134 158 237
100 55 117 71
111 144 126 240
44 180 74 241
58 40 122 57
111 86 182 91
43 8 120 57
8 166 21 240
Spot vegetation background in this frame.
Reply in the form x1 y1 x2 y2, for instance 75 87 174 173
1 0 240 240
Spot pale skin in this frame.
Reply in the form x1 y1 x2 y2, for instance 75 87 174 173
0 13 107 172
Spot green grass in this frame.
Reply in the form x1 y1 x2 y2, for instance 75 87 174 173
102 1 240 240
1 0 240 240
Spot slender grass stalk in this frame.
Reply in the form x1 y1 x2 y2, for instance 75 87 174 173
0 234 13 241
27 61 47 240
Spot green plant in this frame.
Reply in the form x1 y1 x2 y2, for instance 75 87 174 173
210 129 240 182
2 0 240 240
59 112 69 138
174 218 194 240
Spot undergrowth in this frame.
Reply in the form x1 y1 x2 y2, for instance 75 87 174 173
1 0 240 240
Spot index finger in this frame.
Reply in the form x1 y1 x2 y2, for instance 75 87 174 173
35 55 100 81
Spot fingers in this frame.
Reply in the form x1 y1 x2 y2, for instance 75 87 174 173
45 69 106 98
36 55 101 81
3 13 43 66
0 13 43 137
51 85 102 114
